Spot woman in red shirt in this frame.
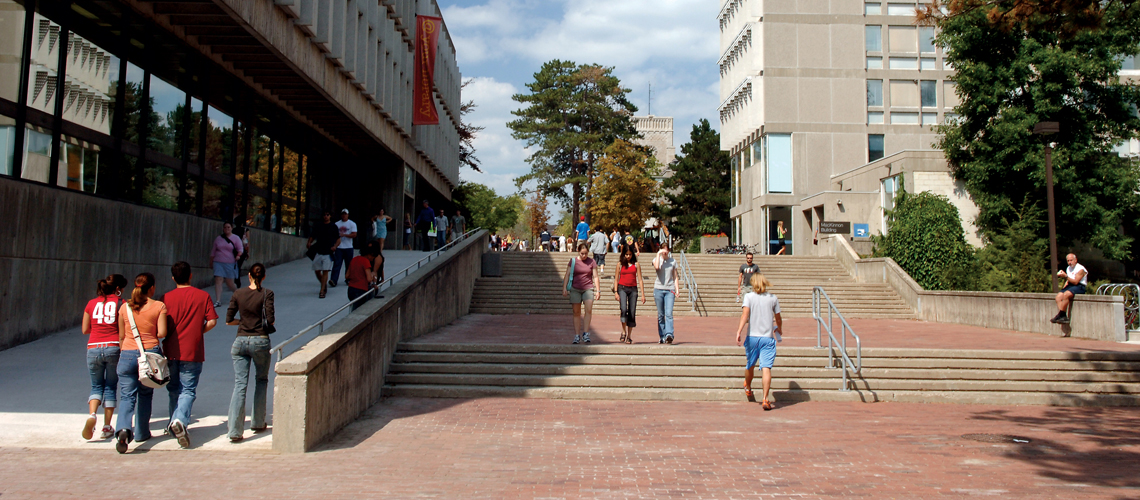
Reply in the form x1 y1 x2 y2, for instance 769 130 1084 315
81 274 127 440
346 244 378 310
612 246 645 344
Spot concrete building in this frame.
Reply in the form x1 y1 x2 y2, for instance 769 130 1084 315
0 0 462 349
718 0 976 255
631 115 676 168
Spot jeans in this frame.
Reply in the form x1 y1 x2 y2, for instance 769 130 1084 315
618 285 638 328
348 286 371 311
229 336 271 438
437 230 447 249
653 288 675 341
87 346 120 408
116 347 161 441
330 248 354 285
166 360 203 428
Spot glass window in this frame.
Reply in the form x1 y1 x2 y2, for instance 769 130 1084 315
0 0 27 102
887 3 915 16
882 174 899 231
183 97 203 165
868 111 884 124
888 26 916 53
26 12 60 114
943 113 960 124
766 133 792 194
751 140 762 167
1124 54 1137 70
22 124 51 182
921 113 937 125
0 113 14 175
867 56 883 69
202 180 232 220
944 81 960 107
868 134 885 162
889 57 918 69
920 80 937 107
865 3 881 15
247 194 269 229
867 79 883 106
59 134 104 192
146 74 185 159
865 26 882 52
920 58 937 70
919 26 936 53
123 62 145 146
249 134 271 190
178 173 198 214
891 112 919 124
63 33 117 135
141 164 178 210
205 105 232 174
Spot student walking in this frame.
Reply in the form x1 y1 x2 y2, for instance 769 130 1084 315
452 209 467 241
612 246 645 344
652 242 680 344
225 263 274 442
776 221 787 255
540 228 551 251
330 209 358 287
163 261 219 449
81 274 128 441
372 209 392 250
435 209 450 249
737 252 760 302
576 216 590 247
403 213 414 250
610 229 621 254
589 228 610 276
210 222 243 307
114 273 168 453
735 274 782 410
562 243 601 344
307 211 341 299
415 200 435 251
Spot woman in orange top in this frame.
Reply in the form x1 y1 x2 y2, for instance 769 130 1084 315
113 273 167 454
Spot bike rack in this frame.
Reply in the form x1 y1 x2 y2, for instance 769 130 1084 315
1095 283 1140 332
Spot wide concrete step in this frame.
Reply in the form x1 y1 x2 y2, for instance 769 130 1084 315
382 384 866 402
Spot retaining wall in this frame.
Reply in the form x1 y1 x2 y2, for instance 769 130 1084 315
272 230 486 453
0 178 307 350
824 235 1127 342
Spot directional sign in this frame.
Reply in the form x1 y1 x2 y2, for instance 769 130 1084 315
853 223 869 238
818 221 851 234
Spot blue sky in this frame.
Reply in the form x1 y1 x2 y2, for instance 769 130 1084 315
439 0 722 197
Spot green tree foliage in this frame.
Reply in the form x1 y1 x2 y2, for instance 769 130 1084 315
936 4 1140 262
874 191 977 290
662 119 731 244
975 199 1051 292
508 60 639 223
591 139 660 233
452 181 523 234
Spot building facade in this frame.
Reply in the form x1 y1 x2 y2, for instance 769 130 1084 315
718 0 973 255
631 115 676 167
0 0 462 348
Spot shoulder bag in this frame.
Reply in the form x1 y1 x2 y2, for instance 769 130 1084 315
125 305 170 389
261 290 276 334
566 258 576 291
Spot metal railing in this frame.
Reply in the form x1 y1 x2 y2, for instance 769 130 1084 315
812 286 862 391
1096 283 1140 332
270 228 482 363
676 251 700 312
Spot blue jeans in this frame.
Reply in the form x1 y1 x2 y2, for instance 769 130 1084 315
330 248 354 285
653 288 675 341
166 360 203 428
229 336 271 438
87 346 120 408
437 230 447 249
116 347 161 441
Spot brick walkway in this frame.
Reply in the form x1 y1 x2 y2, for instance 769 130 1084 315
3 397 1138 498
416 314 1140 352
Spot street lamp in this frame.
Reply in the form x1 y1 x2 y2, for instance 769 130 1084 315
1032 121 1060 293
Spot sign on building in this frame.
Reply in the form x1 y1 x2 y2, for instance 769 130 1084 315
819 221 851 234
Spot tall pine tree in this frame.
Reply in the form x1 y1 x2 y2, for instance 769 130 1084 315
662 119 731 244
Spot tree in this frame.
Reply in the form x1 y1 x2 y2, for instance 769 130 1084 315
975 198 1051 292
508 60 639 224
590 139 660 232
526 191 550 239
458 79 484 173
918 0 1139 39
662 119 731 245
935 5 1140 263
874 191 978 291
452 181 522 233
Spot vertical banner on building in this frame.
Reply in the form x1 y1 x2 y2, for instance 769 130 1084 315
413 15 443 125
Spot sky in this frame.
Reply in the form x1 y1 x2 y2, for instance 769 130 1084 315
438 0 722 197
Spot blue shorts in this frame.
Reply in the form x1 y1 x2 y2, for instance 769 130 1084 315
1062 284 1086 296
213 261 239 279
744 336 777 369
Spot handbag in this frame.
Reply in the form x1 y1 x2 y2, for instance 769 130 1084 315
125 304 170 389
305 245 318 260
261 289 276 335
566 258 575 292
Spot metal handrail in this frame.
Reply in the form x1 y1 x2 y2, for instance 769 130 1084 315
812 286 862 391
270 227 482 363
1096 283 1140 332
676 251 699 312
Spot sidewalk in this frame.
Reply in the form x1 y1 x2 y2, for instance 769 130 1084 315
0 250 429 452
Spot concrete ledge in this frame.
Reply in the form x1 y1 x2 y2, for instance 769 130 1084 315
272 231 486 453
825 235 1127 342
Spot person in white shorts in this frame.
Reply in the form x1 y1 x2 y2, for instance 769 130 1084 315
735 273 782 410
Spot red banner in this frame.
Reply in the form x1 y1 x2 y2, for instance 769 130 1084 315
413 15 442 125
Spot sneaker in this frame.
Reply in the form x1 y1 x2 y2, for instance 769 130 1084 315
99 425 114 440
82 413 97 440
328 280 337 288
583 332 591 343
229 435 244 443
115 429 130 454
213 300 222 308
170 420 191 449
659 339 665 344
1056 314 1070 324
665 334 674 344
573 335 580 344
1049 312 1064 323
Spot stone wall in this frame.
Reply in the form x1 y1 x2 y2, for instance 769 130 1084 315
0 178 307 350
272 231 486 453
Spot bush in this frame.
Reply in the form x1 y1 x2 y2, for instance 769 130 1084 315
974 200 1050 293
687 238 701 254
873 191 977 291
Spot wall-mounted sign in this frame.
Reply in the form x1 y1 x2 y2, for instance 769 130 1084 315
818 221 851 234
853 223 869 238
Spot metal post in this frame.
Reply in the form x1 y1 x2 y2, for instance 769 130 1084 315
1045 143 1058 294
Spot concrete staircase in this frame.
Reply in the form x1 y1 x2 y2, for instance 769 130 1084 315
383 343 1140 406
469 252 914 318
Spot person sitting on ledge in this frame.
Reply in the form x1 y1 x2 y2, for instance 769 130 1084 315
1051 253 1087 324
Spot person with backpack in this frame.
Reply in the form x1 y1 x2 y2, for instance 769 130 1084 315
209 222 244 307
225 263 274 442
81 274 128 441
114 273 168 453
162 261 218 449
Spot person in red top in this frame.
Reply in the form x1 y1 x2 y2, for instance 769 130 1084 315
611 246 645 344
162 261 218 449
346 243 379 310
81 274 128 441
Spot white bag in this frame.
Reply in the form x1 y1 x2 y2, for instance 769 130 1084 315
125 305 170 389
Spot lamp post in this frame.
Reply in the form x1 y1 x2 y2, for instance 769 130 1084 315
1032 121 1060 293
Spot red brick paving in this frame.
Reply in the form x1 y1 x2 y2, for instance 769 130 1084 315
417 314 1140 352
3 397 1139 498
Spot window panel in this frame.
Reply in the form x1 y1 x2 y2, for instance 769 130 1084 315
249 134 271 190
865 3 881 15
247 194 269 229
921 113 937 125
766 133 792 194
868 134 885 162
867 79 883 106
919 26 936 53
202 180 232 220
888 26 916 53
146 74 185 159
0 0 28 102
920 80 937 107
22 124 51 183
59 134 103 193
920 57 936 70
944 81 960 107
26 12 60 114
891 112 919 124
141 164 178 210
890 80 919 107
889 57 917 69
867 56 883 69
887 3 915 16
1124 55 1137 70
0 113 13 175
62 33 117 135
184 97 203 165
122 63 145 146
868 111 884 124
865 26 882 52
205 105 232 174
751 140 762 167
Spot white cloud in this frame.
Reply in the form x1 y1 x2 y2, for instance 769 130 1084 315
457 77 530 195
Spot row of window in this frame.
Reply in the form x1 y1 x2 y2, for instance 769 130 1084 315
865 3 929 16
865 25 936 54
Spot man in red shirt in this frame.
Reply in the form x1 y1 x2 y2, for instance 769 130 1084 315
163 261 218 448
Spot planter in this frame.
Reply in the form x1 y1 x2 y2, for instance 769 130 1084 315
700 236 729 253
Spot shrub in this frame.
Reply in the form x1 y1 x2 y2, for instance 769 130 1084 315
874 191 977 290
